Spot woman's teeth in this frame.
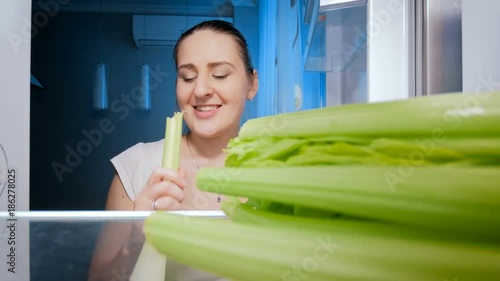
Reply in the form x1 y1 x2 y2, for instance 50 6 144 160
196 105 219 112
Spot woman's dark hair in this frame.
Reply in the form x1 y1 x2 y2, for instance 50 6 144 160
173 20 254 75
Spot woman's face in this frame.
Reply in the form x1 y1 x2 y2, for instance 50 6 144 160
176 29 258 139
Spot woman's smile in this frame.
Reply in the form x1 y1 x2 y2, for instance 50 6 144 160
193 104 222 118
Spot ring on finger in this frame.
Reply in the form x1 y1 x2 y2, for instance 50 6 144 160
152 198 159 211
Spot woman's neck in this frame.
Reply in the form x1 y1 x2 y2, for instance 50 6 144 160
186 129 238 160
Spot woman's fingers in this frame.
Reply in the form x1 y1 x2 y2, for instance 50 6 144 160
133 167 188 211
152 196 182 211
149 180 185 203
145 167 187 189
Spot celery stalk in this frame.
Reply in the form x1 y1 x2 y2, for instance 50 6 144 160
145 212 500 281
369 137 500 164
162 112 183 169
131 112 183 281
238 92 500 139
222 201 500 244
197 166 500 238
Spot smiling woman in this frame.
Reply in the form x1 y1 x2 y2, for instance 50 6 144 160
87 20 258 281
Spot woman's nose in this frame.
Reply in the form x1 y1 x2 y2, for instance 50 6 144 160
193 75 214 98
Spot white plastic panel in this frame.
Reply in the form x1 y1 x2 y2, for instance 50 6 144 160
462 0 500 93
367 0 415 102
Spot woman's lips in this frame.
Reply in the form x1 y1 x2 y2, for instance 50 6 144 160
193 105 222 118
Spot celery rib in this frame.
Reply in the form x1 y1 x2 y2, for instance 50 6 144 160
238 92 500 139
145 212 500 281
131 112 183 281
197 166 500 238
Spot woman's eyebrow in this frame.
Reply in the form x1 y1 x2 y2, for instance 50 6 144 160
207 61 235 69
178 63 196 71
178 61 235 71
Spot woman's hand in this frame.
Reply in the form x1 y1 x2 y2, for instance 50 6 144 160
134 167 187 211
122 167 187 250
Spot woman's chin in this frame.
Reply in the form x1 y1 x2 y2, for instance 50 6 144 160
192 123 237 139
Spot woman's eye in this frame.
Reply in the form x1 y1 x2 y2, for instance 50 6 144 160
213 74 229 80
182 77 196 83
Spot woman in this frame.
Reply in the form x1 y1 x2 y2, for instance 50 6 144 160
88 20 258 281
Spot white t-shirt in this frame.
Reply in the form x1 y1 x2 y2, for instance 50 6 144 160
110 139 228 281
111 139 164 201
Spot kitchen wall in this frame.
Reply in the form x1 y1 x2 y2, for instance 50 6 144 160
31 12 184 210
30 9 260 210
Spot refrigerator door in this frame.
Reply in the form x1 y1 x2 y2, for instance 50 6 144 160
305 0 417 105
305 0 466 106
304 2 368 106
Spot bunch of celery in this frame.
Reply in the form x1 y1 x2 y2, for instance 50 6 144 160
144 92 500 280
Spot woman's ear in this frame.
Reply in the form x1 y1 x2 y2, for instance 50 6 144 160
247 70 259 101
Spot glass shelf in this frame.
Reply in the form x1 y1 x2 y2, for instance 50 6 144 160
0 211 226 281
